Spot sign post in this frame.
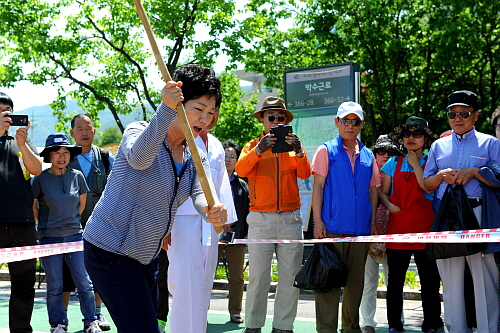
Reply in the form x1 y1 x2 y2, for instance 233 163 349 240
284 63 360 232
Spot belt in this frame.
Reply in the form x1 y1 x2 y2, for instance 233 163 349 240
468 197 482 208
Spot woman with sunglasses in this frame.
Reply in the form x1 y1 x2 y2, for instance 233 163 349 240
379 116 442 333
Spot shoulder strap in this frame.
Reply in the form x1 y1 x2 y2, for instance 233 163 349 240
99 148 110 174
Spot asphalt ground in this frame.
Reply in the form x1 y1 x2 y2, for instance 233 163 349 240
0 280 435 333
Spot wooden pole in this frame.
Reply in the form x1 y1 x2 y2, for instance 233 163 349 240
133 0 223 234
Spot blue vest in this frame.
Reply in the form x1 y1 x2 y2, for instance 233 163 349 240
321 135 373 236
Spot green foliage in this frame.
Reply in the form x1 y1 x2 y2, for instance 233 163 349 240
211 72 263 147
379 271 385 286
93 126 123 146
0 0 246 135
214 265 228 280
238 0 500 145
405 270 419 290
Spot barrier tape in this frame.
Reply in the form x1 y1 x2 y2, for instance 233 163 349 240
1 229 499 264
0 241 83 264
233 228 500 245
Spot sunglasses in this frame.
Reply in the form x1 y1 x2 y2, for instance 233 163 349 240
266 116 286 122
339 118 362 127
402 130 424 139
447 110 474 120
374 148 398 157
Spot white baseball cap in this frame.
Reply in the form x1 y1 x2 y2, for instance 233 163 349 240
337 102 364 120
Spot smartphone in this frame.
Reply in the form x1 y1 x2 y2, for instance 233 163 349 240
9 114 29 127
270 124 293 154
220 231 235 243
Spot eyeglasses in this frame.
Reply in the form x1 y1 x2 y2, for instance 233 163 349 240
225 154 237 160
447 110 474 120
339 118 362 127
374 148 398 157
402 130 424 139
266 116 286 123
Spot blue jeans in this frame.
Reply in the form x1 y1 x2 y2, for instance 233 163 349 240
39 234 96 327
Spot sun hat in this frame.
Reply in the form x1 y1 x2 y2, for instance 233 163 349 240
253 96 294 123
40 133 82 163
336 102 364 121
369 134 403 155
388 116 439 149
447 90 479 110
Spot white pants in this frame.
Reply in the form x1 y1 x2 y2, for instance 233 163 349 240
438 205 500 333
360 256 389 328
167 215 219 333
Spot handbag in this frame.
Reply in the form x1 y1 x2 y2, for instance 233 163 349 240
426 184 485 259
294 243 349 293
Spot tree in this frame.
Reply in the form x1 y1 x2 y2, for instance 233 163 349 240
0 0 245 134
93 126 123 146
211 71 262 147
236 0 500 144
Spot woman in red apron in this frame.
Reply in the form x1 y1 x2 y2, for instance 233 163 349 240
379 116 443 333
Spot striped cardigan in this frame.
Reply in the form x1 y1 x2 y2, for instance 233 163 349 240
83 103 213 265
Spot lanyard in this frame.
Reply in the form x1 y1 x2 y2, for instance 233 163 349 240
81 151 102 173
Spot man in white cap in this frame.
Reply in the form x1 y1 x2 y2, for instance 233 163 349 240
236 96 311 333
311 101 379 333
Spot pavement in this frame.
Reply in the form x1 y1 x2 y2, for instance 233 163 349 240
0 270 439 333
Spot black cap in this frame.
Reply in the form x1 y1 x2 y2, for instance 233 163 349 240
447 90 479 110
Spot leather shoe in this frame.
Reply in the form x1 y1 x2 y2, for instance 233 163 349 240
242 328 261 333
271 329 294 333
362 326 375 333
230 314 244 323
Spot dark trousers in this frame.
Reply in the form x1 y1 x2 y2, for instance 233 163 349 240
0 222 37 333
157 249 169 322
84 240 161 333
386 248 443 332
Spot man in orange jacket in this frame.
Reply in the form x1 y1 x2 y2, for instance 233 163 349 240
236 96 311 333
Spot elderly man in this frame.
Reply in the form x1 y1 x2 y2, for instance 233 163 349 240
0 92 42 333
236 96 311 333
64 114 114 330
423 90 500 333
311 101 379 333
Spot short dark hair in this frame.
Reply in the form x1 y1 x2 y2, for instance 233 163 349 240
41 146 78 163
492 107 500 129
172 64 222 108
0 92 14 109
222 140 241 158
71 114 94 129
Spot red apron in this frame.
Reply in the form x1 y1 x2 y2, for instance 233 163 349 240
386 156 435 250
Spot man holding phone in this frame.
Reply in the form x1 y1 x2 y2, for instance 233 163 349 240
0 92 42 333
236 96 311 333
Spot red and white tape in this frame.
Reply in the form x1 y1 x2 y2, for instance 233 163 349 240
233 228 500 245
1 229 499 264
0 241 83 264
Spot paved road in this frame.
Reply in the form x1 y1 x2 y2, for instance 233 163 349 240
0 280 438 332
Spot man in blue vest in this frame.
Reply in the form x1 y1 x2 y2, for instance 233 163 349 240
311 101 379 333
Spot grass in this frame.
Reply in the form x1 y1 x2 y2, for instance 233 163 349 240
216 259 278 282
378 270 421 290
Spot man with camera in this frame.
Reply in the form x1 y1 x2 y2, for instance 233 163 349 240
236 96 311 333
311 101 379 333
0 92 42 333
